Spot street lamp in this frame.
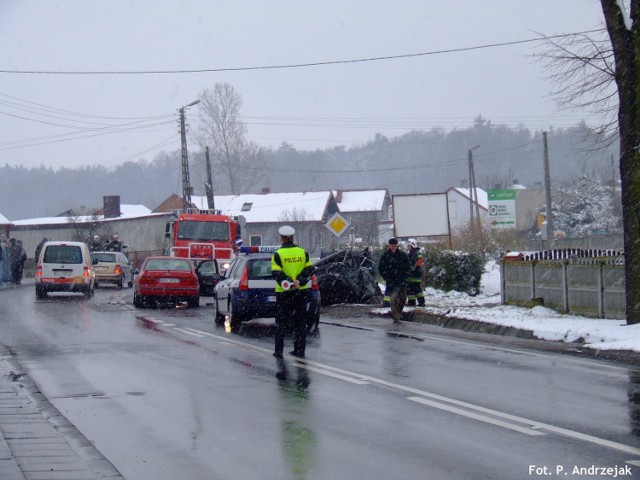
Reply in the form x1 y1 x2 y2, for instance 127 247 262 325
179 99 200 209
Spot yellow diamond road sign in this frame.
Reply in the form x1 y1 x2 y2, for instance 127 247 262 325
325 212 349 237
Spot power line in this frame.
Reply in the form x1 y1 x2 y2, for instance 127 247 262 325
0 30 603 75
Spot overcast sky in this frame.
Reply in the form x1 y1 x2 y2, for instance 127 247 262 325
0 1 607 171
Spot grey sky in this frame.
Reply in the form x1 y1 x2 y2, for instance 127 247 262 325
1 1 606 170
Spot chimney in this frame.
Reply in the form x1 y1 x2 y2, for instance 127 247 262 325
512 179 519 186
103 195 121 218
335 190 343 203
261 187 271 194
460 179 468 188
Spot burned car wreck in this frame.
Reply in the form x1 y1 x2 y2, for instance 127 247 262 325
313 248 382 305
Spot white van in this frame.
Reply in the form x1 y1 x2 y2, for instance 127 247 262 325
35 241 96 299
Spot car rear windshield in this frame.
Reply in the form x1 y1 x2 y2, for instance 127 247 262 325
248 258 273 280
43 245 83 264
145 259 192 271
91 253 116 263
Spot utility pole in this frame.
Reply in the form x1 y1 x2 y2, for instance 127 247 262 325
542 131 554 243
468 146 481 229
205 146 215 209
179 99 200 209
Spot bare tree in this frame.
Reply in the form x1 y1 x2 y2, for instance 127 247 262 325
542 2 640 324
536 28 618 141
598 0 640 324
196 83 260 194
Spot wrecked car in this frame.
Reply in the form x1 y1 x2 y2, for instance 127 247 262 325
313 248 382 305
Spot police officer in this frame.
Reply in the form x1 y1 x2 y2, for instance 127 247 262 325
271 225 314 358
406 238 425 307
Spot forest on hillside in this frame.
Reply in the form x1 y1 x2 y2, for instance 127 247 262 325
0 117 618 221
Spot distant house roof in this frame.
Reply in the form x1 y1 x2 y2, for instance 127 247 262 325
449 187 489 210
0 213 10 224
190 191 335 223
11 204 155 226
333 189 388 212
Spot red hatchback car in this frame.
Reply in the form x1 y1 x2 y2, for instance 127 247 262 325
133 256 200 308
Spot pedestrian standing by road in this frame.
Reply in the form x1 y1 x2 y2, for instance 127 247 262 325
7 238 26 285
378 237 411 322
34 237 48 262
271 225 314 359
406 238 425 307
0 239 10 283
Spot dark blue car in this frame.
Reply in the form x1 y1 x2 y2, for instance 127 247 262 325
213 249 320 334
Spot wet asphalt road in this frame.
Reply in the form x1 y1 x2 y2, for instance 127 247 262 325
2 286 640 479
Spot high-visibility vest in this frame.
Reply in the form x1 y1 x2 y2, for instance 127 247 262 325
271 246 312 292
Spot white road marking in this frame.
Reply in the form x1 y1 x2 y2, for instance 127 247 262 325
157 326 640 456
407 396 545 436
173 328 205 337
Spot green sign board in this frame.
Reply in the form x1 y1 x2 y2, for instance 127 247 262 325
488 189 516 229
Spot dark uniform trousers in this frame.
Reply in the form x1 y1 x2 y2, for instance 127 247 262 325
274 289 308 356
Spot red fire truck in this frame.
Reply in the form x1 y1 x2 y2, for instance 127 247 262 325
165 209 242 271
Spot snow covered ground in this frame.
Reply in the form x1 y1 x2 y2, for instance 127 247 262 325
375 260 640 354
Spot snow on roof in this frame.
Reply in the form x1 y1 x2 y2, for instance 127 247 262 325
12 204 155 226
451 187 488 209
191 192 333 223
0 213 10 224
334 190 387 212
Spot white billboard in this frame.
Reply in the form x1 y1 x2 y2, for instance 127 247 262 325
392 193 450 237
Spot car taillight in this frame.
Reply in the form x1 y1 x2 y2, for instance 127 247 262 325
83 266 90 277
239 267 249 290
114 265 122 274
37 265 42 277
311 274 319 291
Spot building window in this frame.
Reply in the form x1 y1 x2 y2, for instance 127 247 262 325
250 235 262 246
241 202 253 212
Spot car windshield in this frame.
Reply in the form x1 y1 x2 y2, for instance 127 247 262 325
43 245 82 264
177 221 229 242
247 258 273 280
91 253 116 263
145 259 192 271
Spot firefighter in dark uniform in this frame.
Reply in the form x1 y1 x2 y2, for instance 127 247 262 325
271 225 314 358
406 238 425 307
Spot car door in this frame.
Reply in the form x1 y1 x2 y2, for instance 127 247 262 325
118 253 133 283
215 257 241 315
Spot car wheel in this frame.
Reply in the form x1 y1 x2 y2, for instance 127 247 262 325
127 276 133 288
133 293 144 308
83 286 93 299
94 281 100 289
228 301 246 333
213 298 225 326
187 296 200 308
35 286 47 299
117 275 124 290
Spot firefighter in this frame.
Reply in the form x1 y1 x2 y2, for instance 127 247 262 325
105 234 125 252
406 238 425 307
271 225 314 358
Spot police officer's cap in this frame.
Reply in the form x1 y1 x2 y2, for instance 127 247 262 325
388 237 399 245
278 225 295 236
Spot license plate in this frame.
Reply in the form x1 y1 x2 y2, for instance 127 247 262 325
53 270 72 276
267 296 276 302
95 266 108 272
159 278 180 283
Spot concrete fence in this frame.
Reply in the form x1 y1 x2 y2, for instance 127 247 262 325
501 250 626 319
